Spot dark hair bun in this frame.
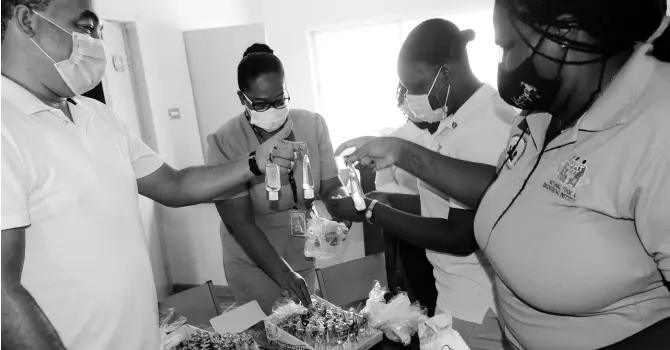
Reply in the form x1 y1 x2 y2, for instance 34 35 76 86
243 43 274 58
460 29 476 43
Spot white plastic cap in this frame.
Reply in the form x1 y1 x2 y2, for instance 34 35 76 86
304 188 315 199
269 191 279 201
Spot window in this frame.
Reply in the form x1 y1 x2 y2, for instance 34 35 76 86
311 9 501 149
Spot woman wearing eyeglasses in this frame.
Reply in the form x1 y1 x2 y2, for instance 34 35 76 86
206 44 349 314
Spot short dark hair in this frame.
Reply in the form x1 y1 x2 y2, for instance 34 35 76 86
497 0 670 62
237 43 285 92
398 18 475 68
2 0 54 43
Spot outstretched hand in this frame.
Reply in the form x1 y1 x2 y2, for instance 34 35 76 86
255 120 307 173
336 136 405 171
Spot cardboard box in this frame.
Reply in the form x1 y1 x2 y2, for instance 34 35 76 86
263 296 383 350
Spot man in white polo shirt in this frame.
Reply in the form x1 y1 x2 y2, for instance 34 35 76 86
333 19 516 349
1 1 302 350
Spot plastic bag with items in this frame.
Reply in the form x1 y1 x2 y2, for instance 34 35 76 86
419 311 471 350
159 308 188 334
304 216 349 259
362 281 429 345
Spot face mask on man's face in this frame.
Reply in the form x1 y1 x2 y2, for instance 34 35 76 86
31 12 107 96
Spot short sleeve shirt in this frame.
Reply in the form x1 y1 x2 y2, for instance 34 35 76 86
206 109 339 271
417 84 516 323
1 76 164 350
474 45 670 349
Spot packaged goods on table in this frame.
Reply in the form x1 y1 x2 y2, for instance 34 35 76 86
166 324 259 350
264 296 382 350
362 282 429 346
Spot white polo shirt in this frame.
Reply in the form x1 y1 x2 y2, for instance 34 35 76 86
474 43 670 350
1 76 164 350
419 84 516 324
374 121 426 194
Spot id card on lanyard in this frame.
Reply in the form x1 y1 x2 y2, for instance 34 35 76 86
251 122 313 237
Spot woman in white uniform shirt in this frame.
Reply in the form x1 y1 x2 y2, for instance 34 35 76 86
335 19 516 350
339 0 670 348
376 83 439 319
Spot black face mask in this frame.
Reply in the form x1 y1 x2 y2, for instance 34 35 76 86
497 35 567 111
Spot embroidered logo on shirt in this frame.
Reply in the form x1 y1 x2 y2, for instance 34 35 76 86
542 156 588 202
498 133 528 171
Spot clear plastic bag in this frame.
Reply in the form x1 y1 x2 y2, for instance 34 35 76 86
159 308 187 334
363 281 429 345
304 216 349 259
419 312 471 350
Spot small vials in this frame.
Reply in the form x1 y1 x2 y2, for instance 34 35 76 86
348 164 366 211
303 153 315 200
265 162 281 201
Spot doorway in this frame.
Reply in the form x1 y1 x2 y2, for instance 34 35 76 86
99 20 171 299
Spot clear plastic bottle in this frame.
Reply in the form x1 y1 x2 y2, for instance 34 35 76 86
348 164 366 211
265 162 281 201
303 153 315 200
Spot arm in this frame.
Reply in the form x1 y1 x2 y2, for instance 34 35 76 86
371 202 477 256
214 197 310 306
138 159 254 208
382 193 421 215
395 141 496 209
134 119 299 208
2 228 66 350
314 114 350 219
598 318 670 350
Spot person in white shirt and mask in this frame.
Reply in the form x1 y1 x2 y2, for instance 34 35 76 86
375 83 439 318
1 2 302 350
333 19 516 350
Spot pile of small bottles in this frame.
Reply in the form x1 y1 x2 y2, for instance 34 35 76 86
175 330 258 350
274 299 373 350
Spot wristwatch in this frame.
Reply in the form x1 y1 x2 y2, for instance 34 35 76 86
365 199 379 225
248 151 263 176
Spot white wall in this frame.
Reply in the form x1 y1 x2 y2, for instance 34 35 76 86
97 0 251 291
245 0 493 112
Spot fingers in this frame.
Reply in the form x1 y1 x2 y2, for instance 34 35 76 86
297 280 312 308
344 142 371 165
335 139 357 156
273 157 294 170
334 136 375 156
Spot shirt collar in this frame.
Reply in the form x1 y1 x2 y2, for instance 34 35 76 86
577 43 657 132
1 75 81 115
522 43 660 149
1 76 52 115
442 83 498 132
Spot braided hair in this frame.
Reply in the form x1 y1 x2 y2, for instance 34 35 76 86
237 43 285 92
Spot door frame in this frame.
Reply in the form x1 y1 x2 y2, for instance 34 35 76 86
100 19 174 295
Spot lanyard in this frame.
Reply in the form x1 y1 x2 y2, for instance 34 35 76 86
250 123 304 211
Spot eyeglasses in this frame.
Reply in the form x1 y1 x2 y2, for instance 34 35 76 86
242 92 291 112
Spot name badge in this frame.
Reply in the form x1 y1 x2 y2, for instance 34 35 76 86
289 209 307 237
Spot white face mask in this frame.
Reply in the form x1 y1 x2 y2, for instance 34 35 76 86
406 67 451 123
31 12 107 96
248 107 290 132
